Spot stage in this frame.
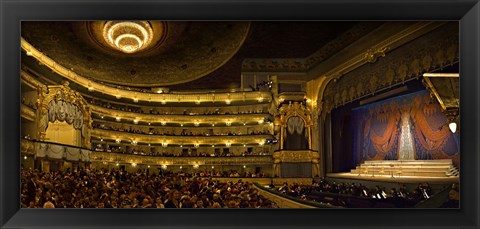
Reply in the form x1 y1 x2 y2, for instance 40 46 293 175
326 172 459 184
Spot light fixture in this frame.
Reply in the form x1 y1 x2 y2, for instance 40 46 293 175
211 145 215 147
259 141 265 145
180 124 184 127
194 122 200 127
258 97 264 102
226 121 231 126
243 165 246 168
449 122 457 133
161 121 167 126
162 165 167 169
243 144 246 147
100 116 104 119
161 100 167 105
147 165 150 168
258 119 264 124
306 99 312 103
115 94 122 99
133 119 139 124
88 87 95 92
243 123 246 126
132 140 137 145
100 138 104 142
225 100 231 105
225 142 231 147
194 143 200 148
179 166 183 169
131 163 137 167
212 166 215 169
180 145 183 148
23 156 27 160
116 163 119 166
115 139 121 143
133 97 139 103
162 142 168 147
103 21 154 54
193 164 199 169
195 100 201 105
148 122 151 125
26 51 33 56
212 123 215 127
115 117 121 122
148 143 151 146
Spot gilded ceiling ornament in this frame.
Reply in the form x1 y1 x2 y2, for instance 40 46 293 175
364 46 389 63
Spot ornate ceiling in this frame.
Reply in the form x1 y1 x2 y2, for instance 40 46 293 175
22 21 380 90
21 21 250 87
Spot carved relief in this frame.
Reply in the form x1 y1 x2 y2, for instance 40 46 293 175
321 24 458 113
36 81 93 148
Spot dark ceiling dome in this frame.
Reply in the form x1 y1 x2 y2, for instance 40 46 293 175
21 21 250 87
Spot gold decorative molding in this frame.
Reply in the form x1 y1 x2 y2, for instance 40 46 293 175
21 71 48 92
90 104 272 124
21 139 35 155
321 22 458 113
22 22 250 87
277 102 313 150
22 38 272 103
273 150 319 163
21 104 36 122
91 151 273 165
364 46 389 63
37 82 93 148
92 128 273 145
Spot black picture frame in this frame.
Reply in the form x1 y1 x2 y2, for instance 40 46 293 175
1 0 479 228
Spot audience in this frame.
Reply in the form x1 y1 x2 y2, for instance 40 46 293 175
21 168 278 208
274 179 437 208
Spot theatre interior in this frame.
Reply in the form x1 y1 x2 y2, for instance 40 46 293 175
20 21 460 208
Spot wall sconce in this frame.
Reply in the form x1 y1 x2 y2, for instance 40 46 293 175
115 139 121 143
258 119 264 124
193 164 199 169
133 97 139 103
161 165 167 169
195 100 201 105
194 143 200 148
161 100 167 105
131 163 137 167
226 121 232 126
115 94 122 99
162 142 168 147
225 142 231 147
133 119 139 124
161 121 167 126
194 122 200 127
225 100 231 105
115 117 121 122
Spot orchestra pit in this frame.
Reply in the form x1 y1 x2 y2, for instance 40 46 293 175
20 21 459 208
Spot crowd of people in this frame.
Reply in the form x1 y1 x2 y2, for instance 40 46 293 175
87 97 268 116
93 123 271 136
21 168 278 208
95 146 270 157
275 179 436 208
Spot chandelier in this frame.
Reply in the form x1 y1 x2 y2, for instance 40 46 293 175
102 21 154 54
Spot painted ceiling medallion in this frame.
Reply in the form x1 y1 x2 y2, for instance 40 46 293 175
102 21 155 54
